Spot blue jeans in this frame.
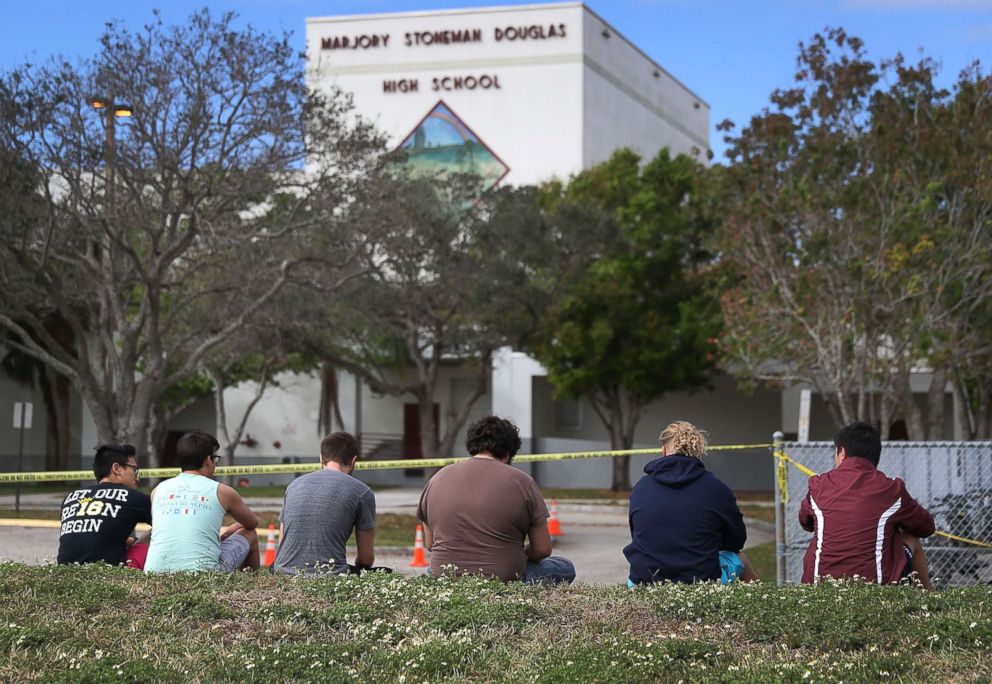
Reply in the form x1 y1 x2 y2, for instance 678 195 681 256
522 555 575 585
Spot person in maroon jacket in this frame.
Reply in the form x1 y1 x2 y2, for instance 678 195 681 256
799 422 935 589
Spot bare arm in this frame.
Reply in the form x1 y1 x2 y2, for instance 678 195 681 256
217 483 258 530
422 523 434 550
355 528 375 568
525 521 552 562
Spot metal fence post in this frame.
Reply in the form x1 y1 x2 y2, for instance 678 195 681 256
772 430 785 586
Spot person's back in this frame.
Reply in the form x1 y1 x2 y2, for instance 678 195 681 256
624 422 751 584
800 422 935 587
417 415 574 584
418 457 542 580
57 444 151 567
274 432 377 576
145 431 259 574
144 472 225 572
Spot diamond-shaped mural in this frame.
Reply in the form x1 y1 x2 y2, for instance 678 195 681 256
395 100 509 190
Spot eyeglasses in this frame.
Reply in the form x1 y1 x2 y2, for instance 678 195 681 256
121 463 140 476
211 454 222 464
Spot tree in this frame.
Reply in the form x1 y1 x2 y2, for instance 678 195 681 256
527 149 720 491
716 29 992 438
202 317 310 467
0 10 383 461
281 173 547 462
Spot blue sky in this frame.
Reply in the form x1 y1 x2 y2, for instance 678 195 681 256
3 1 989 161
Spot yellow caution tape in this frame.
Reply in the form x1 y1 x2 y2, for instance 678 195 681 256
0 519 152 533
932 531 992 549
0 443 774 484
775 449 817 478
775 450 790 505
775 449 992 550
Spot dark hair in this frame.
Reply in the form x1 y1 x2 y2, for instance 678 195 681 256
176 431 220 471
93 444 137 480
466 416 522 463
834 421 882 467
321 431 360 466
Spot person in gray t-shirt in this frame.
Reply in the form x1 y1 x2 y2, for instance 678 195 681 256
273 432 377 575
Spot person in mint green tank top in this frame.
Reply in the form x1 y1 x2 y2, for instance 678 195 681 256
145 431 260 573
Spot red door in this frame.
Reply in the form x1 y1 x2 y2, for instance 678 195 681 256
403 403 439 475
161 430 187 468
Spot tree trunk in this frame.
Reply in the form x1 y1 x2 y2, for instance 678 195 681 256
79 384 118 449
609 423 632 491
54 373 72 471
611 456 629 492
36 366 58 471
952 373 977 440
815 375 847 430
318 360 346 435
146 406 169 469
418 395 439 461
610 397 632 492
437 357 491 460
880 379 896 440
587 390 637 492
978 384 992 440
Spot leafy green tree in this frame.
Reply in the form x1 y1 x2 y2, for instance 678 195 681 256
716 29 992 438
0 10 382 461
528 149 720 491
280 174 548 461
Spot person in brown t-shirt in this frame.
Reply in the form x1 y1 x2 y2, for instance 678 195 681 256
416 416 575 584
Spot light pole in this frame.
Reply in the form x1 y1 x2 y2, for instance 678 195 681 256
88 98 132 389
88 97 132 216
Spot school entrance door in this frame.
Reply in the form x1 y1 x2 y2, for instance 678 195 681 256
403 403 439 475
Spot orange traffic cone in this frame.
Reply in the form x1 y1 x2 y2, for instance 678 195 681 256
410 524 429 567
263 523 278 567
548 499 563 538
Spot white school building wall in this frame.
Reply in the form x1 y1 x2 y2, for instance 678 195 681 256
305 2 709 187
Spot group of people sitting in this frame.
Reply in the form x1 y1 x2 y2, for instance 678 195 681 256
56 415 934 589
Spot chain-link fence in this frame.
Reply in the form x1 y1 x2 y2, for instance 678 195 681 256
776 441 992 588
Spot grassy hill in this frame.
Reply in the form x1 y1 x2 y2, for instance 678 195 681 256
1 563 990 682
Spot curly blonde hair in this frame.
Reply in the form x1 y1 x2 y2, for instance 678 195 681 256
659 421 708 459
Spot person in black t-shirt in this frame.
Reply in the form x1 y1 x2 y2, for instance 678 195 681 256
57 444 152 568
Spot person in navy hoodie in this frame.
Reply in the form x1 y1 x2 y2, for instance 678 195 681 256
624 421 758 584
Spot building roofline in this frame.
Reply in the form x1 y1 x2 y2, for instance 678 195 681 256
580 4 709 108
306 2 708 109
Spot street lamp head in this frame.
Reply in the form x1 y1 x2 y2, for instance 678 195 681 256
89 97 108 110
113 105 133 118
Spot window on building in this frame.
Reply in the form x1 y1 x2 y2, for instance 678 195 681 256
555 398 582 430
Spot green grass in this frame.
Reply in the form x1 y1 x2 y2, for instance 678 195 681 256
222 512 420 547
1 563 989 682
0 483 74 496
734 490 775 502
745 541 776 581
739 504 776 524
